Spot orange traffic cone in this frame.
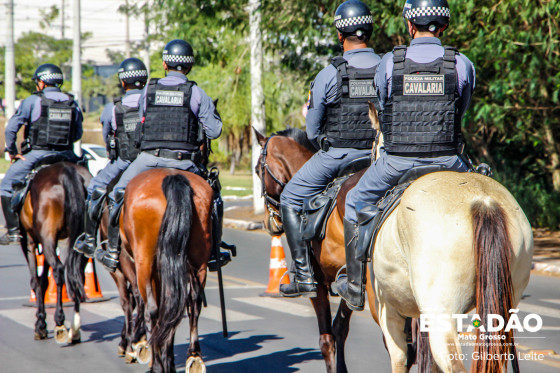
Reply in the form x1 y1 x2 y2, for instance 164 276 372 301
83 258 109 302
260 235 290 297
44 267 72 304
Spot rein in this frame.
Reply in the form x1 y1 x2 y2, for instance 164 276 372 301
259 136 286 231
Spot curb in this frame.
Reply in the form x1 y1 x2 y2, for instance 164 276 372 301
223 218 264 231
532 262 560 277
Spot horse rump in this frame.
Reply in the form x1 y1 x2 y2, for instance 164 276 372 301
151 173 194 347
470 199 515 373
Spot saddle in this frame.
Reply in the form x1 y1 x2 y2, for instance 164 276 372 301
356 165 447 263
301 156 371 241
11 153 86 213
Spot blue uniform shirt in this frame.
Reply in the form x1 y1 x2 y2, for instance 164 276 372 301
138 71 222 140
375 37 476 119
305 48 382 156
5 87 83 155
100 89 143 143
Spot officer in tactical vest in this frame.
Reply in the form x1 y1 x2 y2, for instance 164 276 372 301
336 0 476 311
0 64 83 245
94 39 222 272
73 58 148 258
279 0 382 298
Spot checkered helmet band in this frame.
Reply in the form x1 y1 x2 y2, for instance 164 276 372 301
162 54 194 65
37 72 63 82
118 69 148 80
335 14 373 30
404 6 450 20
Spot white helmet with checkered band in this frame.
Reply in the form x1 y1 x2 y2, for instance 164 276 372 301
403 0 450 31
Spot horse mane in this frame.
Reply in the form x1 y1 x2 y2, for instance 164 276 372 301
272 128 317 153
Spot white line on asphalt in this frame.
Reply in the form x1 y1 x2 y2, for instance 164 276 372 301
233 297 316 318
519 302 560 319
541 298 560 306
0 308 37 330
201 304 262 322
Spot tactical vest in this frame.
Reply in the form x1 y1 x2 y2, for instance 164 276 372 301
381 45 460 156
322 57 379 150
141 79 200 152
28 91 76 151
114 96 141 162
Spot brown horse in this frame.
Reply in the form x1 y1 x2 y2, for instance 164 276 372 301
119 168 213 373
19 162 91 343
254 128 378 373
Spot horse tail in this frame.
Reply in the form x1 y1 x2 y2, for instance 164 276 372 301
151 173 193 347
61 164 87 301
470 199 515 373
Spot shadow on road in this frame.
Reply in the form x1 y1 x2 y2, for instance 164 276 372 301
173 331 322 372
81 316 124 343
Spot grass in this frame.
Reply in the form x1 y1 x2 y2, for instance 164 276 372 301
218 171 253 197
0 158 11 174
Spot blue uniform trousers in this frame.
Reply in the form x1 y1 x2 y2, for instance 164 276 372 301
280 148 372 212
86 158 131 195
109 152 201 202
345 148 469 224
0 149 77 198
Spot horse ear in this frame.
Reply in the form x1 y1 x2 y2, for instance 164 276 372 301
252 127 267 147
213 98 219 108
368 101 380 132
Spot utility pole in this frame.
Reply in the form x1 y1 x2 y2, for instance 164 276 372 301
143 1 150 73
73 0 82 156
249 0 265 214
4 0 16 122
61 0 65 39
125 0 131 58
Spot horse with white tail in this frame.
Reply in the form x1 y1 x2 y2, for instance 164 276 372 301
366 102 534 372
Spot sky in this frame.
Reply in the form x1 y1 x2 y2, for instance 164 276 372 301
0 0 146 65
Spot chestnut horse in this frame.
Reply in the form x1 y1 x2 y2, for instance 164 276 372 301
20 162 91 343
254 128 378 373
119 168 213 373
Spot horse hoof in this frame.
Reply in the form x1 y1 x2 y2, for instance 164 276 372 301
135 341 151 365
186 356 206 373
68 328 80 344
54 325 68 345
34 330 48 340
117 345 126 357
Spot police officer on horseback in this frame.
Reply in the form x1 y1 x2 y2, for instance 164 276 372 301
0 64 83 245
94 39 223 272
74 57 148 258
279 0 382 298
336 0 476 311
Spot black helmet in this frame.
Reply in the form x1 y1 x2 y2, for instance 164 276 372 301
32 63 64 86
162 39 194 71
334 0 373 35
402 0 450 31
118 57 148 87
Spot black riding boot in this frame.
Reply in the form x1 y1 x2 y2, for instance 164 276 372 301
0 196 21 245
207 194 232 272
336 218 366 311
74 188 107 258
279 206 317 298
95 189 124 272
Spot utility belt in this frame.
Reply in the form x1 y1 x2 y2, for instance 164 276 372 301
387 150 457 158
144 148 201 162
319 135 371 152
21 138 71 154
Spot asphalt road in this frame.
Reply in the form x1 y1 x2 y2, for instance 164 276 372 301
0 228 559 372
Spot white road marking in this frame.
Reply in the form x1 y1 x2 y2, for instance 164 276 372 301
519 302 560 319
201 304 261 322
0 308 38 330
233 297 316 318
541 298 560 306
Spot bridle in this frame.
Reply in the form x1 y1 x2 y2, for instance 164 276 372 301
258 135 286 232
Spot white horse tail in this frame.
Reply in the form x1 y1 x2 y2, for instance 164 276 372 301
470 199 515 373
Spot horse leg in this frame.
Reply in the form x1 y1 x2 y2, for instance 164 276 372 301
379 301 410 373
68 293 81 344
185 268 205 373
310 283 336 373
111 270 132 358
425 319 466 373
332 299 353 373
23 235 48 340
43 240 68 344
